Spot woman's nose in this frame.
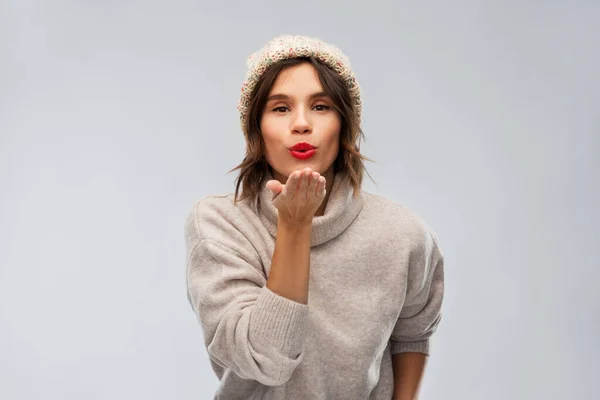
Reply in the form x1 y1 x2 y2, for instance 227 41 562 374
291 109 312 133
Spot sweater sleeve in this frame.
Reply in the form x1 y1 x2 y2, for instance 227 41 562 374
390 230 445 356
184 202 309 386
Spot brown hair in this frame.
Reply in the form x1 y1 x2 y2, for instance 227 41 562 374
227 56 376 205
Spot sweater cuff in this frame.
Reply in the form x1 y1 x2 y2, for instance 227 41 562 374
391 339 430 355
249 286 309 357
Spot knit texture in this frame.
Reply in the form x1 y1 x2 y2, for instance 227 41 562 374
237 35 362 132
184 170 445 399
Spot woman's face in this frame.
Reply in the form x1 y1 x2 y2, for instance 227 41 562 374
260 62 341 185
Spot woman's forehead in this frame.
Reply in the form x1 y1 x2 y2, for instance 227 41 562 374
269 67 327 99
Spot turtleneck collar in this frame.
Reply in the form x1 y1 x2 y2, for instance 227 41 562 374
253 169 365 247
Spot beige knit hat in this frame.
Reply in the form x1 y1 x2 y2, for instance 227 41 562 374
237 35 362 131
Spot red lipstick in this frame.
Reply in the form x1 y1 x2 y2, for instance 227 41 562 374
289 142 317 160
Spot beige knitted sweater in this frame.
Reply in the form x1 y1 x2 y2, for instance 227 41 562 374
184 169 445 399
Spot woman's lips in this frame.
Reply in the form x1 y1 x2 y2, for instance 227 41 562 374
290 149 317 160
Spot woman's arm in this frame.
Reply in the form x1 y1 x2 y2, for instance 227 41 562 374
392 352 427 400
389 228 444 399
266 218 312 304
185 200 311 386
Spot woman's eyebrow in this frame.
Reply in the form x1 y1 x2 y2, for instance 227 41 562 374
266 91 329 102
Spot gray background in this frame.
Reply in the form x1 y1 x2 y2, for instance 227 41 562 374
1 0 599 399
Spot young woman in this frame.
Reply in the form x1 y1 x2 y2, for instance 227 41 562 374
185 35 445 400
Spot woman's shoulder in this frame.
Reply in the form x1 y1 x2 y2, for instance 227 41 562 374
184 193 265 273
184 193 256 246
361 190 441 246
187 191 252 218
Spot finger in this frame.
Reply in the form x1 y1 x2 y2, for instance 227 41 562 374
299 170 311 198
272 185 284 201
302 168 313 193
285 171 301 197
307 172 319 197
317 176 326 198
266 180 282 194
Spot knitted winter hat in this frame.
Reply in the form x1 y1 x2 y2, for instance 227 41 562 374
237 35 362 131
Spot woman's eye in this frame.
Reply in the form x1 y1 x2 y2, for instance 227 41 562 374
272 105 329 113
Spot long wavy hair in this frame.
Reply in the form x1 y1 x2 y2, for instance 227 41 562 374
227 56 376 206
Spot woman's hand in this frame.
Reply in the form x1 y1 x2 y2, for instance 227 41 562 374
265 167 327 226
